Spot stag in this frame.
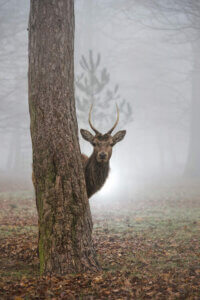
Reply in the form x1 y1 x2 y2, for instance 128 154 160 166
80 105 126 198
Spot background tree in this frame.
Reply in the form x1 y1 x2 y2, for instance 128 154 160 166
145 0 200 177
75 51 133 130
0 0 31 189
124 0 200 177
28 0 99 275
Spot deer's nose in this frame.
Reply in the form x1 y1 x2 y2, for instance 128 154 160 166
99 152 107 159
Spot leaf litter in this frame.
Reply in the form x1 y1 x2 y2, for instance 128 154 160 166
0 184 200 299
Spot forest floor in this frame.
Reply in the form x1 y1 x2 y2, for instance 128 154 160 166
0 180 200 299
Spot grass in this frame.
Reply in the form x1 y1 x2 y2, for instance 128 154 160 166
0 225 37 237
0 182 200 298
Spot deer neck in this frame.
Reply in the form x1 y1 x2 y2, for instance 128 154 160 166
85 152 110 198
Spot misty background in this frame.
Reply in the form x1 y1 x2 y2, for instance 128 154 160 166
0 0 199 206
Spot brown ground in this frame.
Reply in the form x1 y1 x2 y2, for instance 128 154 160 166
0 180 200 299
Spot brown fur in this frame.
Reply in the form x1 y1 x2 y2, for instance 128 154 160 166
80 129 126 198
81 153 110 198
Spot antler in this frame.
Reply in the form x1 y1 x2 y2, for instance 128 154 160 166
106 104 119 135
89 103 119 135
88 104 101 135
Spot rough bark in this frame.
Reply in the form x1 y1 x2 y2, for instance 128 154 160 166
28 0 99 275
185 39 200 177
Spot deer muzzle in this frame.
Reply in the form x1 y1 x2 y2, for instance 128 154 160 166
97 151 108 163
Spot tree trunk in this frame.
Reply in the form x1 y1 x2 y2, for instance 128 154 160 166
185 38 200 177
28 0 99 275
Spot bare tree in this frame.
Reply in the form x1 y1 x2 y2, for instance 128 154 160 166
124 0 200 176
151 1 200 177
0 0 30 176
28 0 99 275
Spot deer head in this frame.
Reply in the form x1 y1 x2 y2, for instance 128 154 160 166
80 105 126 163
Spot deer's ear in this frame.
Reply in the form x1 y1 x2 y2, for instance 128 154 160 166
112 130 126 146
80 129 94 144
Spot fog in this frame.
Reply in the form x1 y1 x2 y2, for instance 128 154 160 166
0 0 199 206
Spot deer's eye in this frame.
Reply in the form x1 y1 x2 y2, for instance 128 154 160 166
93 142 97 146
